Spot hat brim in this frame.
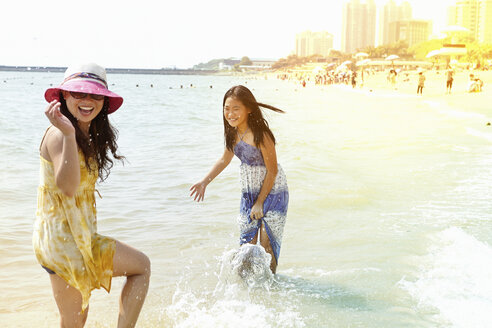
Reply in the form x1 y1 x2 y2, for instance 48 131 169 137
45 80 123 114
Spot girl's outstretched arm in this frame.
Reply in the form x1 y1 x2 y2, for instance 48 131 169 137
42 100 80 197
190 148 234 202
250 133 278 220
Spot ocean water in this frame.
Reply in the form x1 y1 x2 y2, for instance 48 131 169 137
1 71 491 327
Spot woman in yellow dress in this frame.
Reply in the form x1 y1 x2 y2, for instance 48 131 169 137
33 63 151 327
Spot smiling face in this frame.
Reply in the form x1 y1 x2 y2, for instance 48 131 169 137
62 91 104 129
223 96 251 131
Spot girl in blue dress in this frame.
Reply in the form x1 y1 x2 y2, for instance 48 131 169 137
190 85 289 273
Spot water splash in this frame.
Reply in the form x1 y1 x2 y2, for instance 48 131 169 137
165 245 305 328
216 244 274 291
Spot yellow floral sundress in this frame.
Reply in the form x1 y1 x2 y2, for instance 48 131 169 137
33 150 115 310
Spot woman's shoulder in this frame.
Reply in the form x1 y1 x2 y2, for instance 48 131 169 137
40 126 66 160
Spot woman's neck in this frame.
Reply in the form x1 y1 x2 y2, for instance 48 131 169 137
237 125 249 136
79 122 91 136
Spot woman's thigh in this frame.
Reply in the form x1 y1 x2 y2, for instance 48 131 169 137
49 274 88 326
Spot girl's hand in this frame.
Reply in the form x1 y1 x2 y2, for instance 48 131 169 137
250 202 264 220
45 100 75 136
190 181 207 202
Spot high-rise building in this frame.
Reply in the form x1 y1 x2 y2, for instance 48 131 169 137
342 0 377 54
447 0 492 43
388 20 432 47
295 31 334 57
447 0 480 37
478 0 492 43
379 0 413 46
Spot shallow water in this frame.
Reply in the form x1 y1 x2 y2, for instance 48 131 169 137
1 72 491 327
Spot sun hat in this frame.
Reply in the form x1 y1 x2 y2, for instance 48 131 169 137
44 63 123 114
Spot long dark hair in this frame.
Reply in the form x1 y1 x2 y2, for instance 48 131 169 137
222 85 284 151
59 93 124 181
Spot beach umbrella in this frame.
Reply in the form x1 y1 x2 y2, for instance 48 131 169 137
356 59 371 66
326 63 336 68
426 49 441 58
385 55 399 61
385 54 399 68
341 60 352 66
355 52 369 59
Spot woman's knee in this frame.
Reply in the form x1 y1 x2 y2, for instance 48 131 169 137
140 252 151 278
60 309 88 328
113 241 151 277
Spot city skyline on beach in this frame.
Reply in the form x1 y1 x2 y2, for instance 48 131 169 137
2 0 455 69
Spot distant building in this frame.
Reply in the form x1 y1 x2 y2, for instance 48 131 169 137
379 0 413 46
388 20 432 47
218 58 240 70
218 58 276 71
448 0 480 38
250 58 277 68
447 0 492 43
295 31 334 57
478 0 492 43
342 0 377 54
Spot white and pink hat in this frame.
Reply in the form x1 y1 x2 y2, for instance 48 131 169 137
44 63 123 114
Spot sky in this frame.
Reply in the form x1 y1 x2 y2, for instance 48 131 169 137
1 0 455 69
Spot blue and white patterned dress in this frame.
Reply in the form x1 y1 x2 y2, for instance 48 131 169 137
234 139 289 263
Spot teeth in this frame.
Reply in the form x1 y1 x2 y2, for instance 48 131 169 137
79 106 93 111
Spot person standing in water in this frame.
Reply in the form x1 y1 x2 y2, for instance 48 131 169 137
34 63 150 327
446 66 454 94
190 85 289 274
417 71 425 96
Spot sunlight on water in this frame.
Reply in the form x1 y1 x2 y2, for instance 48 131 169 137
1 72 492 327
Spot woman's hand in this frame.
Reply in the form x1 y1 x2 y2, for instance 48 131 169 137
45 100 75 136
190 181 207 202
250 201 264 220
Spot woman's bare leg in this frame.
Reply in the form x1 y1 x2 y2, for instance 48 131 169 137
112 240 151 328
259 224 278 273
245 223 277 274
49 274 88 328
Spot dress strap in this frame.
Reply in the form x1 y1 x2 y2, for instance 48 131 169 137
238 128 249 141
39 126 53 152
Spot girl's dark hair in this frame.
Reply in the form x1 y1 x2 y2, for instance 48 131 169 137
59 93 124 181
222 85 284 151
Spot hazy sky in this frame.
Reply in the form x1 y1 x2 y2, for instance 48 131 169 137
2 0 454 69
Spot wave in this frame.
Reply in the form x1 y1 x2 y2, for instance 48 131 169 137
400 227 492 328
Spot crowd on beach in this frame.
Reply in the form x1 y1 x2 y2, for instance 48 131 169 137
276 68 376 88
275 64 488 96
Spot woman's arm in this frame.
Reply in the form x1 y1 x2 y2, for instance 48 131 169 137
190 148 234 202
250 133 278 220
43 101 80 197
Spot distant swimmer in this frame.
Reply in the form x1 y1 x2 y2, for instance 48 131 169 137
190 85 289 274
210 85 213 89
150 84 153 88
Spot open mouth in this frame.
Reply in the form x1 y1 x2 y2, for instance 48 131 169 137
78 106 94 116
